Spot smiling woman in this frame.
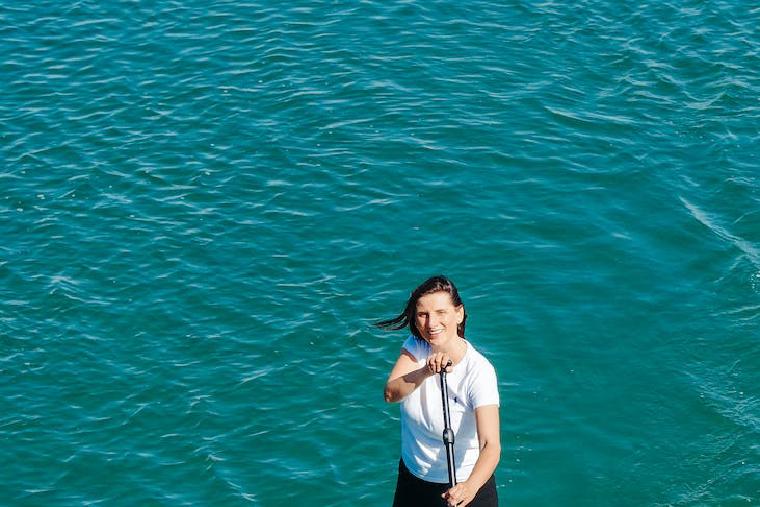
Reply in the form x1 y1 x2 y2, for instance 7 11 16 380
376 275 501 507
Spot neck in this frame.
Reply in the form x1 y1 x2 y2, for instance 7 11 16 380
432 336 467 363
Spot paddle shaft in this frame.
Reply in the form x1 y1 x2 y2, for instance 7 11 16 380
440 367 457 488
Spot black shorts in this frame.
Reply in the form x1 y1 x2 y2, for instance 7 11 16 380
392 459 498 507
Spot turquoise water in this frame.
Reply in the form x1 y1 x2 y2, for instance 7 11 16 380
2 0 759 505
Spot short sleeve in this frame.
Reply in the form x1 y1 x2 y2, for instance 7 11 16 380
401 335 428 363
469 363 500 409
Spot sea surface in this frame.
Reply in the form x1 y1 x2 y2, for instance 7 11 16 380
2 0 759 505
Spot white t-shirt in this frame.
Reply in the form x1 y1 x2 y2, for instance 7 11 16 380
399 335 499 484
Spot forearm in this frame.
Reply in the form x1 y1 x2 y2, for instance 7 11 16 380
464 440 500 491
384 366 432 403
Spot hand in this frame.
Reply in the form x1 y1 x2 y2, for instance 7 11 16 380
426 352 452 375
442 480 476 507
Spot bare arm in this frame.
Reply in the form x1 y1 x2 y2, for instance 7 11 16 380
443 404 501 506
384 349 433 403
466 405 501 490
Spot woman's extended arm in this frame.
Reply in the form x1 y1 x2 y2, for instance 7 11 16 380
384 349 432 403
442 404 501 507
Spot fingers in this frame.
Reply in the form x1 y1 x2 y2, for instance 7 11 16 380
441 487 457 507
426 352 452 374
441 484 473 507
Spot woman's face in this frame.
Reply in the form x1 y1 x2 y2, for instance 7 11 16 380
415 291 464 346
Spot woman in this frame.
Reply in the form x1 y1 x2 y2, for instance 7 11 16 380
378 275 500 507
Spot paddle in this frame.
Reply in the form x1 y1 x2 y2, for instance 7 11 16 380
440 361 457 489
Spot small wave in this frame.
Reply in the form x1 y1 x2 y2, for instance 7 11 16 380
680 196 759 267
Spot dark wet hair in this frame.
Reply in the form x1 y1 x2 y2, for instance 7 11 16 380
375 274 467 340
